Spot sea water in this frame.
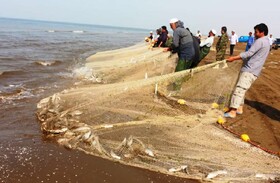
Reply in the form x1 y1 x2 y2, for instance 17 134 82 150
0 17 151 182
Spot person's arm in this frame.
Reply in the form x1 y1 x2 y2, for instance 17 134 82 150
227 55 241 62
200 38 210 47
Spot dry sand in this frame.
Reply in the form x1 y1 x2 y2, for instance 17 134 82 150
37 40 280 182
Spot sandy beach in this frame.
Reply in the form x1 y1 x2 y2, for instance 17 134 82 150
37 40 280 182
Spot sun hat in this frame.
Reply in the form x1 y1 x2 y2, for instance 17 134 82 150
169 18 179 24
150 31 153 33
211 29 217 35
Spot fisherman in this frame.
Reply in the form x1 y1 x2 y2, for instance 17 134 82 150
224 23 270 118
157 26 168 47
196 29 216 65
216 26 229 61
245 32 254 51
149 31 154 40
166 18 195 71
229 30 239 56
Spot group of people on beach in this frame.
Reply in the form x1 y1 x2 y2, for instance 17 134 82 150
146 18 271 119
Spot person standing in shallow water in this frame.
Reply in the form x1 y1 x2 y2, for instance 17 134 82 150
216 26 229 61
224 23 270 118
166 18 194 72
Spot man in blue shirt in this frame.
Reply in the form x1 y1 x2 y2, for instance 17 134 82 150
245 32 254 51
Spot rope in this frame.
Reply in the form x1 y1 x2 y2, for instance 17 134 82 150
219 123 280 157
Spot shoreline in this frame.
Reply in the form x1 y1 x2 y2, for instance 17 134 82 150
36 41 280 182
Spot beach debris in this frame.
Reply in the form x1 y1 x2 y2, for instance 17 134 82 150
168 165 188 173
206 170 227 179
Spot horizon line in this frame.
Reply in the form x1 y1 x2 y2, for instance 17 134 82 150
0 16 150 31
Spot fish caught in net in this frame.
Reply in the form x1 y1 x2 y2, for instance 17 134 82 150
37 43 280 181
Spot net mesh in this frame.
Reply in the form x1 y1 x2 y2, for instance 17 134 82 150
37 43 280 180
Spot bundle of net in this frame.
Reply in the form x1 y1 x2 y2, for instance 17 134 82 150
36 45 242 172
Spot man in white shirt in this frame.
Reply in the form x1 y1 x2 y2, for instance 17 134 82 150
197 29 216 63
229 30 239 55
190 29 216 68
268 34 275 50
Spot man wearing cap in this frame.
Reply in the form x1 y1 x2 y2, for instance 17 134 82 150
149 31 154 40
216 26 229 61
197 29 216 63
168 18 195 71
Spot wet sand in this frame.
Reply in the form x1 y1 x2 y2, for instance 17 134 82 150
0 88 200 183
1 138 200 183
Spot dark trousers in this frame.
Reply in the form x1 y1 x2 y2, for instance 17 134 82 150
230 44 235 55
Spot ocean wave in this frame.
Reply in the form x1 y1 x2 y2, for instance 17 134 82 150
46 30 85 34
72 30 84 33
0 70 25 77
72 67 94 79
0 87 34 103
34 60 62 66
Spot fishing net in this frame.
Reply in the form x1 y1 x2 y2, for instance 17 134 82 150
37 43 280 181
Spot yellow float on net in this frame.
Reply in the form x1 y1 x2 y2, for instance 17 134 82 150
217 116 225 124
177 99 187 105
241 134 250 142
223 107 230 112
212 102 219 109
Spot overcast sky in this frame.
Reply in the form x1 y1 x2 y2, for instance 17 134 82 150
0 0 279 36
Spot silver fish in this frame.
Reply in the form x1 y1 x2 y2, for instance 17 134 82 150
206 170 227 179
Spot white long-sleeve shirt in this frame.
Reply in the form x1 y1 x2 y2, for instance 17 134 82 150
200 36 214 47
230 34 239 45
